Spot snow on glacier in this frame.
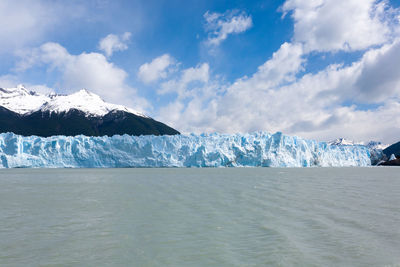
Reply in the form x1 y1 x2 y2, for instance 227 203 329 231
0 132 373 168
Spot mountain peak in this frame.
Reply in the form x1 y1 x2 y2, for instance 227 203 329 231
0 85 34 97
0 86 48 114
76 88 93 96
16 84 27 91
328 138 389 150
366 141 389 150
0 86 146 117
328 138 357 146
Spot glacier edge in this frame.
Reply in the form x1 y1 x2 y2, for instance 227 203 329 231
0 132 373 168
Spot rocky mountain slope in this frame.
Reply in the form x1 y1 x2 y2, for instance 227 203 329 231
0 86 179 137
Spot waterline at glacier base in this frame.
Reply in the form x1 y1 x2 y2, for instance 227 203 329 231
0 132 373 168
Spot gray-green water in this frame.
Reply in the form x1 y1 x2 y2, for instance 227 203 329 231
0 168 399 267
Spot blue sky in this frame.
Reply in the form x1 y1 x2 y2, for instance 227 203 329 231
1 0 400 142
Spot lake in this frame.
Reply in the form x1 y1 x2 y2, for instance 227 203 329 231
0 168 399 266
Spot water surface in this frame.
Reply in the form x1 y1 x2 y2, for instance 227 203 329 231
0 168 399 266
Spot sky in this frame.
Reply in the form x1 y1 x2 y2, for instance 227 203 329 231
0 0 400 143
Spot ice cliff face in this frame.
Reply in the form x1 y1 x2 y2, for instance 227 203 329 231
0 132 372 168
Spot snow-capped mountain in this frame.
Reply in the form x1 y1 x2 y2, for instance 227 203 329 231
329 138 388 149
328 138 361 146
0 85 49 114
0 85 179 137
0 85 146 117
365 141 389 150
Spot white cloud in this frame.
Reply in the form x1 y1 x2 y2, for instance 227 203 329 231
0 75 22 89
153 1 400 142
16 42 150 113
250 42 304 88
158 63 210 99
0 0 54 51
156 63 216 132
98 32 132 57
181 63 210 87
204 10 252 46
138 54 176 84
0 0 85 52
282 0 396 52
155 38 400 143
354 40 400 102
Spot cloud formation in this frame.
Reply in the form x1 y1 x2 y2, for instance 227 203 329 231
17 42 149 112
282 0 395 52
156 40 400 142
99 32 132 57
0 0 51 49
158 63 210 98
0 0 86 52
204 10 252 46
354 40 400 102
138 54 176 84
154 2 400 143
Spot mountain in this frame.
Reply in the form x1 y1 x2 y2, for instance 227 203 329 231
365 141 389 150
329 138 388 149
0 85 179 137
328 138 359 146
378 142 400 166
383 141 400 158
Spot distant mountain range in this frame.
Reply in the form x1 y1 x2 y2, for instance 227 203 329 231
0 85 179 137
383 141 400 158
328 138 388 150
377 141 400 166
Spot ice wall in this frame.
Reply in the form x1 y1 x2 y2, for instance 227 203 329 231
0 132 372 168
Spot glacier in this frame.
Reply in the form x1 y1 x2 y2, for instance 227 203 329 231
0 132 375 168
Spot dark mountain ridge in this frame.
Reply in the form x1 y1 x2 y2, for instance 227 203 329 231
383 141 400 158
0 106 179 137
